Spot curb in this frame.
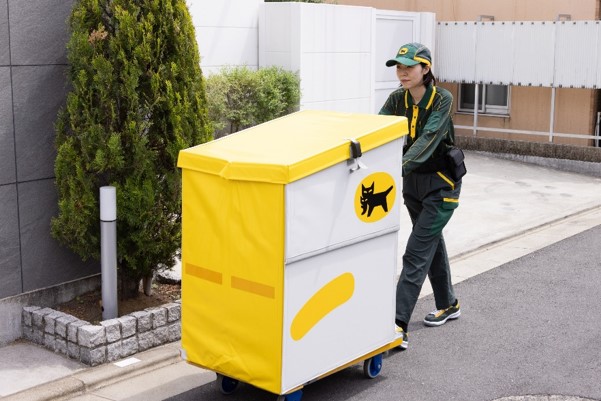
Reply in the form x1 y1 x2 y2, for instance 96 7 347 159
491 397 600 401
2 342 182 401
448 204 601 264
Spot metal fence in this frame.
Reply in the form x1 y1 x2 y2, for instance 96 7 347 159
435 20 601 143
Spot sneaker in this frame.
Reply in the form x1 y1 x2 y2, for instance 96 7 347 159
423 301 461 327
395 325 408 349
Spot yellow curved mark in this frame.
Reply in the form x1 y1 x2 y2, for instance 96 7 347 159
290 273 355 341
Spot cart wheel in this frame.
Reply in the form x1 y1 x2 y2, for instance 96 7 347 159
216 374 240 395
363 353 383 379
276 389 303 401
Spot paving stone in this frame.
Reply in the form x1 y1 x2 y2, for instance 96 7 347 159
130 311 152 333
154 326 169 345
55 338 67 355
118 315 136 338
168 322 181 342
146 307 167 329
32 327 44 344
100 319 121 343
164 303 181 323
22 325 34 341
43 333 55 350
31 307 53 329
67 342 80 360
121 336 138 358
81 345 106 366
106 341 122 362
138 331 155 351
67 320 89 343
78 325 106 348
44 311 65 334
55 315 77 339
22 306 41 326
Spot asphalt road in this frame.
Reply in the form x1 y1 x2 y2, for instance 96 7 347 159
167 224 601 401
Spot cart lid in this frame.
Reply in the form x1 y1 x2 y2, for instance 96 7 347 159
177 110 408 184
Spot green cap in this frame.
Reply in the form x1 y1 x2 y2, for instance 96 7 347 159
386 43 432 67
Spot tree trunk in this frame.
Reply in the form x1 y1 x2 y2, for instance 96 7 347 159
120 275 140 300
142 274 154 296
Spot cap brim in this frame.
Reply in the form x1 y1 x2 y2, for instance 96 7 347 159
385 57 420 67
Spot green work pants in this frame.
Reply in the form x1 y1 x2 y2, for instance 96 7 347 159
396 170 461 325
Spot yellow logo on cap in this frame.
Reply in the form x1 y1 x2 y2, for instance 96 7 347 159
354 172 396 223
399 48 409 55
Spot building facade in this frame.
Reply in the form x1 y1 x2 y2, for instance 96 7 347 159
0 0 100 301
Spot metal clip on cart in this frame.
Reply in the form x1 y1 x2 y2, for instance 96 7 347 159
177 110 408 400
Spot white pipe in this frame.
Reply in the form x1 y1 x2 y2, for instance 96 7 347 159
100 186 118 320
473 83 479 136
549 87 556 143
595 112 600 147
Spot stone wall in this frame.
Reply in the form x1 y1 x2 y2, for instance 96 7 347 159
456 136 601 177
456 136 601 163
21 300 181 366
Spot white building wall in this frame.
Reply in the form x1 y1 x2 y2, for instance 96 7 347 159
187 1 435 113
188 0 263 76
259 3 374 113
259 3 434 113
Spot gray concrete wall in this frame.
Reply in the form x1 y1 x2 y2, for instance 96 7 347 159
0 1 98 304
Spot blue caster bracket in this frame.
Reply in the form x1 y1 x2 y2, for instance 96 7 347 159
363 353 383 379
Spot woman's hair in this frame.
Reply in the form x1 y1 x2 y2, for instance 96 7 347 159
422 64 437 87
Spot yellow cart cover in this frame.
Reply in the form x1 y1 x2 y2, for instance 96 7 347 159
177 110 407 184
178 110 407 394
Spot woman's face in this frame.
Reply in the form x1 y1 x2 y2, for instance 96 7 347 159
396 63 429 90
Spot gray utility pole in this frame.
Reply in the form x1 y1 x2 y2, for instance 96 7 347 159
100 186 118 320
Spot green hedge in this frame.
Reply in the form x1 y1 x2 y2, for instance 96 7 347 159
205 66 301 137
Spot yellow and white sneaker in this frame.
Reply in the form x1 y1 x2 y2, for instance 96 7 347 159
423 300 461 327
395 325 408 350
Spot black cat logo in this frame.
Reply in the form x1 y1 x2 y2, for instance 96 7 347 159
354 172 396 222
360 182 393 217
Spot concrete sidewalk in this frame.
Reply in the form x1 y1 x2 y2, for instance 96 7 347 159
2 151 601 400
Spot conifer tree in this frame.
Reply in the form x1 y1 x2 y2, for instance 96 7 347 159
52 0 211 298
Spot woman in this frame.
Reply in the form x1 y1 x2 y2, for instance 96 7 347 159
379 43 462 350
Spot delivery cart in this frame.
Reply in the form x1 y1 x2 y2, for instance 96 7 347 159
177 110 408 400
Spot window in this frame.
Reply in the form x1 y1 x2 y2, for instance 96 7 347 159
458 84 510 115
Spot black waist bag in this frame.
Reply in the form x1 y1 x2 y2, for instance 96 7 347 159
447 147 467 181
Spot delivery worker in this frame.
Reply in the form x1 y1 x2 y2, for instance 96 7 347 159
379 43 462 349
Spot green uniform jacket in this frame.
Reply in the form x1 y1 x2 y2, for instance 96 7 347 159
379 84 455 176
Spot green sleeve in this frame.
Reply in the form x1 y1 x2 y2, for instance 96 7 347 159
402 91 453 176
378 89 403 116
